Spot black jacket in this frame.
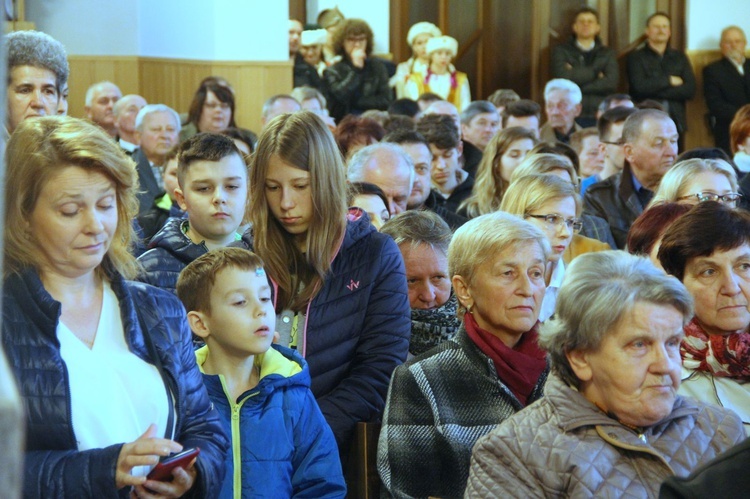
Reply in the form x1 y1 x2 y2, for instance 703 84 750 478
323 57 393 122
293 54 328 95
703 57 750 153
132 148 163 216
2 267 228 498
551 37 618 117
431 175 475 215
423 189 468 230
582 163 645 249
627 44 696 133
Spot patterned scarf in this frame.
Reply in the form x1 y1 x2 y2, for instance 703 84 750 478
463 312 547 405
409 294 461 356
682 317 750 378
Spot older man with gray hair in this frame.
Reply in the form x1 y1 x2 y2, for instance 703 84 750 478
5 30 69 135
132 104 181 214
540 78 583 144
113 94 147 153
348 142 415 216
85 80 122 137
261 94 301 128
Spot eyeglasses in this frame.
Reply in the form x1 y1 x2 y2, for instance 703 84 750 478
525 213 583 233
345 36 368 45
204 101 230 110
678 192 742 206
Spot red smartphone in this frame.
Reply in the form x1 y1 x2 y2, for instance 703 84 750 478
146 447 200 482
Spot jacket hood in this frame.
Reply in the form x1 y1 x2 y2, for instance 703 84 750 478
148 218 207 265
196 343 309 397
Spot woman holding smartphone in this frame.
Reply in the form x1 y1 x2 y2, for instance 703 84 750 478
245 110 411 457
2 116 228 497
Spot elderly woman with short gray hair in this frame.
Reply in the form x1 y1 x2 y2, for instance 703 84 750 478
466 251 744 498
378 211 551 498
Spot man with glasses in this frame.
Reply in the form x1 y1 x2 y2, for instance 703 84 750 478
580 106 637 196
540 79 583 144
584 109 678 249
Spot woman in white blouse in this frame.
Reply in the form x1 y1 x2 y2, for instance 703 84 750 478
2 116 227 497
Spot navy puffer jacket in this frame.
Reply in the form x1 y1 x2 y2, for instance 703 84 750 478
241 216 411 450
2 267 229 498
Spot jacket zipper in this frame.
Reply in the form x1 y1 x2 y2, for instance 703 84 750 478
220 377 258 499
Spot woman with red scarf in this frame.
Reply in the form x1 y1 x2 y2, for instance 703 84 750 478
659 201 750 434
377 212 550 498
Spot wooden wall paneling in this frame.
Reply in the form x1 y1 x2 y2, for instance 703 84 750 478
685 49 721 151
67 56 139 119
289 0 306 25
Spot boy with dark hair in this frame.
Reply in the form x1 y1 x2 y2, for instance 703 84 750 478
177 248 346 498
137 133 249 294
416 113 474 214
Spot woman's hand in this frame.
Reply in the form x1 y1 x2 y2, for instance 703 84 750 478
131 460 198 499
351 48 366 69
116 425 183 490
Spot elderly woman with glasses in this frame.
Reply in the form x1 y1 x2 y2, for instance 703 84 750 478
501 174 583 321
378 212 550 498
465 251 744 497
649 158 741 208
659 202 750 434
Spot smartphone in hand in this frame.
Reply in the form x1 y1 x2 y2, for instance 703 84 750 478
146 447 200 482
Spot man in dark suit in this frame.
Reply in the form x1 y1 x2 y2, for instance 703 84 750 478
704 26 750 154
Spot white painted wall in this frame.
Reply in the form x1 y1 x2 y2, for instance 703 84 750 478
686 0 750 50
306 0 390 54
25 0 288 61
25 0 139 56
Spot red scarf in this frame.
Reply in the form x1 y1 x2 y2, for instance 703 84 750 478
463 312 547 405
682 317 750 379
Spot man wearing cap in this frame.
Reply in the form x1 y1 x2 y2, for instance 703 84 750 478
294 29 328 92
404 36 471 111
391 22 442 98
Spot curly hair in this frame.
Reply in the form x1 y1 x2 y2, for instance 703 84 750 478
332 19 375 57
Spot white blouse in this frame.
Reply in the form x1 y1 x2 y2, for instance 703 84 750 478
57 281 169 473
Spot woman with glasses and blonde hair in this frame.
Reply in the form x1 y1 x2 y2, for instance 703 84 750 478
501 174 584 321
245 110 410 455
458 126 538 219
509 154 614 260
2 117 227 497
649 158 741 208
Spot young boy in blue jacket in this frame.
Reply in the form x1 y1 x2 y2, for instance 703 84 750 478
138 133 249 294
176 247 346 498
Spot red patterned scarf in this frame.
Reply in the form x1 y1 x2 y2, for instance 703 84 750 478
681 317 750 378
463 312 547 405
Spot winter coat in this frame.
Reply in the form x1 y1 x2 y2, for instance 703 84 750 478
378 326 549 499
136 193 186 244
197 344 346 498
465 374 745 498
137 218 246 295
323 57 393 122
551 37 619 117
2 267 229 499
627 44 696 133
241 215 411 451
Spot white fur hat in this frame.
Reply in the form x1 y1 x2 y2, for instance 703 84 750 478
407 22 442 46
426 35 458 57
301 29 327 47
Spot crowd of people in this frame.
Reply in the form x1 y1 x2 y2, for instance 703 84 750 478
4 4 750 498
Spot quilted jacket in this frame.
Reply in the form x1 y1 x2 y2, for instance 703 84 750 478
465 374 745 498
197 344 346 498
2 267 229 499
378 326 549 499
241 215 411 451
137 218 247 294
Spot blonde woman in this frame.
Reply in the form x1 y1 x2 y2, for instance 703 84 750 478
649 158 740 208
501 174 582 321
509 153 616 254
246 110 410 452
458 127 537 219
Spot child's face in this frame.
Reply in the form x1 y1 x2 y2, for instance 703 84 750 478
431 49 452 69
176 153 248 243
264 155 314 247
162 158 179 202
204 267 275 356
